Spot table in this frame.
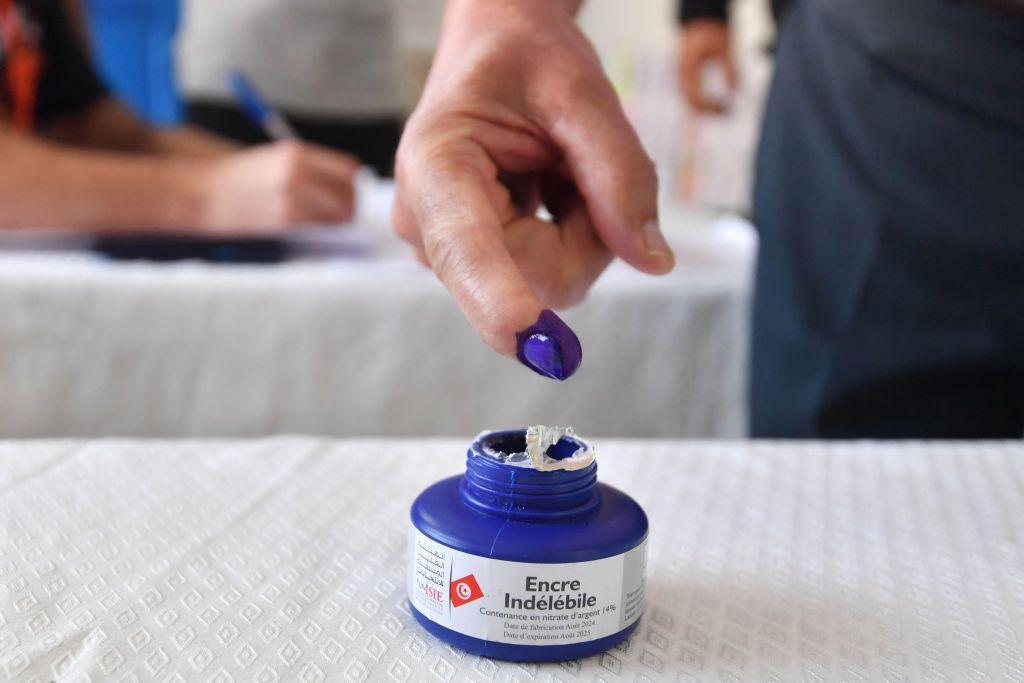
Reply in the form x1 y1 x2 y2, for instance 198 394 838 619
2 439 1022 681
0 204 754 439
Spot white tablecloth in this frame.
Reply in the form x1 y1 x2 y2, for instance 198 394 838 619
0 206 754 439
2 438 1022 681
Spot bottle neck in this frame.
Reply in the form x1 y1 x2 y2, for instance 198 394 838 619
459 429 599 520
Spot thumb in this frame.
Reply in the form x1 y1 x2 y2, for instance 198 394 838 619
543 77 675 275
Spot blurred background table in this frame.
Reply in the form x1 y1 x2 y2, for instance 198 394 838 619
0 193 756 439
2 438 1022 680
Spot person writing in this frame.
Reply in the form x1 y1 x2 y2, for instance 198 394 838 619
393 0 1024 438
177 0 403 177
0 0 358 233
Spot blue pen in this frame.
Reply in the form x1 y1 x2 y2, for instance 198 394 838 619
228 70 298 141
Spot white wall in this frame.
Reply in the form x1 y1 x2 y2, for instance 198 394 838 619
578 0 774 59
397 0 774 108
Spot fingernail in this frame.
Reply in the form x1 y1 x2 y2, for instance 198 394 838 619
641 219 674 262
515 309 582 381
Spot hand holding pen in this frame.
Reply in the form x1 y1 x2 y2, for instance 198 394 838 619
195 140 358 233
185 71 360 234
228 71 300 141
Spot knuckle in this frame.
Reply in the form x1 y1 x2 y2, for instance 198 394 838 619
426 230 469 279
426 230 490 297
277 139 305 164
280 197 303 224
281 167 304 193
638 154 658 189
412 130 485 179
558 69 609 109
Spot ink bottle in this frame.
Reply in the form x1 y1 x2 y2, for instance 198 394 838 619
407 427 648 661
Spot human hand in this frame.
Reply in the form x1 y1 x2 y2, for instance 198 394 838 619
193 140 358 234
678 19 737 114
393 0 674 380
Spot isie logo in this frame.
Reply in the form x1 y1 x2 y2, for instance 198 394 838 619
450 574 484 607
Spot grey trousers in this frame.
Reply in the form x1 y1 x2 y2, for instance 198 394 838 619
750 0 1024 437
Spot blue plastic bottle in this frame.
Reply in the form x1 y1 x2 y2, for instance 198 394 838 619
407 428 648 661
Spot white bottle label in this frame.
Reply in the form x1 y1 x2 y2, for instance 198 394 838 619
408 525 646 646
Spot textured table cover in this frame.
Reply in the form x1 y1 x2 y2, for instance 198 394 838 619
3 439 1023 682
0 209 753 440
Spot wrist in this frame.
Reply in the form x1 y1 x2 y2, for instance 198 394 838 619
681 17 729 34
433 0 585 79
448 0 581 17
159 161 211 232
679 0 728 24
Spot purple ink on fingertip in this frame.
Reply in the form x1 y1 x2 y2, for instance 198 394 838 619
515 309 582 380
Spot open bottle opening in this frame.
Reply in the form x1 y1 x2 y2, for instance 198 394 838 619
477 426 595 471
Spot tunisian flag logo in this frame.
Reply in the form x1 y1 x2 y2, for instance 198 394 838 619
450 574 484 607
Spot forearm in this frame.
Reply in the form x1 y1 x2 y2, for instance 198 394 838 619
44 98 237 158
427 0 593 104
0 129 205 231
440 0 583 46
149 126 240 158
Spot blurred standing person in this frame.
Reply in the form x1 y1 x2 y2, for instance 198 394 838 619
177 0 403 176
676 0 1024 437
390 0 1024 438
676 0 787 113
